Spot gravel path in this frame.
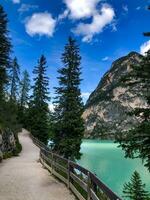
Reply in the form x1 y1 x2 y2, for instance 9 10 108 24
0 129 75 200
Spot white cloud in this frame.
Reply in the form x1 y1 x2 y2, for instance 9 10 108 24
81 92 91 103
58 0 115 42
64 0 100 19
49 103 55 112
73 4 115 42
82 92 91 98
136 6 141 10
12 0 20 4
122 5 128 12
58 9 69 21
25 12 56 37
111 22 117 32
18 4 38 13
140 40 150 55
102 56 109 61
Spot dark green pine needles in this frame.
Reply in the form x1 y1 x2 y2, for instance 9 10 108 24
18 70 30 126
53 37 84 160
144 6 150 37
28 55 50 144
10 57 20 101
123 171 150 200
0 5 11 101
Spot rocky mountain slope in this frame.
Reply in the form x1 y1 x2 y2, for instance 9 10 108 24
83 52 148 139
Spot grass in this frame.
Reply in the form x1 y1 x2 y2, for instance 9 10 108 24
3 151 13 159
2 133 22 160
12 136 22 156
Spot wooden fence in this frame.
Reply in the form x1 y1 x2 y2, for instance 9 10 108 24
31 135 122 200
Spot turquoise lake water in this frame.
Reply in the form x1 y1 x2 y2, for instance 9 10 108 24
78 140 150 198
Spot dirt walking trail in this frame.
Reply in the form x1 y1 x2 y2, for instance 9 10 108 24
0 129 75 200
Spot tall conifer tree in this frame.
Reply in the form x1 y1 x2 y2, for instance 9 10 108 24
28 55 49 144
53 37 84 160
144 6 150 36
123 171 150 200
10 57 20 101
0 5 21 153
0 5 11 101
20 70 30 109
18 70 30 125
6 57 21 133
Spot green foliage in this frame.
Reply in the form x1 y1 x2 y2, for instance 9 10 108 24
48 112 55 139
0 5 11 101
18 70 30 126
28 55 50 144
143 6 150 37
3 152 13 159
20 70 30 108
13 132 22 156
123 171 150 200
3 133 22 158
4 55 21 131
0 5 22 159
52 37 84 160
0 100 21 133
117 51 150 171
9 57 20 101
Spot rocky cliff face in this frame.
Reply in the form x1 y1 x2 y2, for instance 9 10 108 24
83 52 148 139
0 129 17 161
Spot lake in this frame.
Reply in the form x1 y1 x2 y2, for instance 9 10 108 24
78 140 150 198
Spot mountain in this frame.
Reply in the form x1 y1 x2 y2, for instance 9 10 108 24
83 52 148 139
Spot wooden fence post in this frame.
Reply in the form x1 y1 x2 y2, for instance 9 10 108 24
31 134 122 200
87 172 91 200
39 149 41 160
40 148 44 162
51 153 54 175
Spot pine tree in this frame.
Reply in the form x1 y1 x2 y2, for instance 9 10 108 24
7 57 21 133
0 5 11 101
144 6 150 37
123 171 150 200
20 70 30 109
0 5 21 155
53 37 84 160
10 57 20 101
28 55 50 144
18 70 30 125
0 5 19 133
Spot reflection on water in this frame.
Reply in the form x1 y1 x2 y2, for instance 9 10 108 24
78 140 150 197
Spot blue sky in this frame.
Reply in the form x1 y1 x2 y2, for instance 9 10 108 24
1 0 150 105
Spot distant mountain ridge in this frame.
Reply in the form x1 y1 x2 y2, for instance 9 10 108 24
83 52 148 139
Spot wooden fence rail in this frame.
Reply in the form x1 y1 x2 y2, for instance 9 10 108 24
30 135 122 200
